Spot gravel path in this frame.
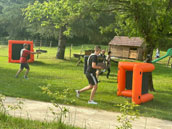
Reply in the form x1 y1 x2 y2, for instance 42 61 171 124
3 97 172 129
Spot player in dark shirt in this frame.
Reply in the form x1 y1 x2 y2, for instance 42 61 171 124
75 46 104 104
15 43 40 79
96 50 106 81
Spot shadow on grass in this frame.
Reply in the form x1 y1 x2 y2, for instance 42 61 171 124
78 97 120 109
100 80 117 83
155 90 172 95
153 63 172 75
30 60 83 71
30 61 46 65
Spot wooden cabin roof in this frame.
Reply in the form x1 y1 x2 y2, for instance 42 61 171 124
109 36 144 47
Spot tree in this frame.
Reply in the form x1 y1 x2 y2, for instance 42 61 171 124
87 0 172 91
114 0 172 59
68 0 116 44
24 0 83 59
70 8 116 44
0 0 34 39
24 0 117 59
114 0 172 91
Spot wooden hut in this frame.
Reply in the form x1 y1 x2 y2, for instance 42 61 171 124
109 36 145 61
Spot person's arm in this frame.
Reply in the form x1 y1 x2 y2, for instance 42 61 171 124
90 55 103 69
106 55 109 61
30 51 41 54
92 62 102 69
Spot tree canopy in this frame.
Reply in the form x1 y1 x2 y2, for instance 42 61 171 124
0 0 172 56
24 0 116 59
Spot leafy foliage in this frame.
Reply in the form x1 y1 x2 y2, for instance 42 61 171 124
0 0 34 39
40 84 75 123
111 0 172 52
116 101 140 129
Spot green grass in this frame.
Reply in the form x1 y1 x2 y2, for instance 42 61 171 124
0 45 172 121
0 113 79 129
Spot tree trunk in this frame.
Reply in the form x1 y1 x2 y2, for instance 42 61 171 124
56 26 66 59
144 40 155 92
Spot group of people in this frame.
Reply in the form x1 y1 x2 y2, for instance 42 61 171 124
15 44 111 105
96 49 111 80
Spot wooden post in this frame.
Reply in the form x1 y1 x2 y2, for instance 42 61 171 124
33 40 36 48
37 40 42 59
37 47 40 59
80 45 83 54
50 41 52 48
70 44 73 60
40 40 42 48
106 48 108 53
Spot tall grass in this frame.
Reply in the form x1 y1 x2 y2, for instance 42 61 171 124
0 112 78 129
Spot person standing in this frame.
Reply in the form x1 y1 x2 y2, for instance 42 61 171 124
106 51 111 78
100 50 106 63
15 43 40 79
155 48 160 58
75 46 103 104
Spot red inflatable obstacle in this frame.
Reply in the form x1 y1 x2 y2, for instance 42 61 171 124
8 40 34 63
117 62 155 104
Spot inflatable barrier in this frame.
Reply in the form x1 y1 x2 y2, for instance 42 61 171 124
8 40 34 63
117 62 155 104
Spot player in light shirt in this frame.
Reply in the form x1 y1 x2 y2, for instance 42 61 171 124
15 44 40 79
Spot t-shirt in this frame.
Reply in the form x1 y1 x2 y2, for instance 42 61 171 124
156 49 160 57
86 53 97 74
99 54 106 63
106 55 111 67
20 49 31 63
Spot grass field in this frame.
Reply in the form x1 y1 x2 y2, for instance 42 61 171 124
0 113 78 129
0 45 172 121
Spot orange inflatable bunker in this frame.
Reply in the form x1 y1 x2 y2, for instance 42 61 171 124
8 40 34 63
117 62 155 104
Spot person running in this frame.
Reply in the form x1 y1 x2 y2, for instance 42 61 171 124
106 51 111 78
96 50 106 82
75 46 104 104
96 49 106 80
15 43 40 79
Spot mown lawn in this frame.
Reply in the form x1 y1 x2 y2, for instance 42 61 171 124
0 45 172 121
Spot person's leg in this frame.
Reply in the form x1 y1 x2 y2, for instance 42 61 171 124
78 85 93 93
90 84 97 101
88 73 98 104
16 64 24 77
24 69 30 78
24 63 30 78
16 69 23 77
76 73 94 97
106 68 110 78
76 85 93 98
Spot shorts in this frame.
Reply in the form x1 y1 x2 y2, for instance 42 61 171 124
20 63 30 70
86 73 98 85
